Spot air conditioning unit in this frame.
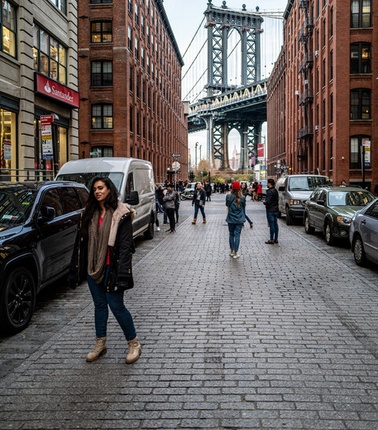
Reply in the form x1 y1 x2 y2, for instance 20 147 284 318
295 90 300 96
315 50 319 58
315 125 319 131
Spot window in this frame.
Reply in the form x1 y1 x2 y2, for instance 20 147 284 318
351 0 371 28
128 0 132 14
350 89 371 120
91 104 113 129
91 21 112 43
90 0 112 3
91 147 113 157
33 24 67 85
1 1 16 57
350 43 371 74
350 135 370 169
91 61 112 86
49 0 66 14
128 25 132 50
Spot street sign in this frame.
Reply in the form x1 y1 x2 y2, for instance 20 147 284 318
172 161 180 171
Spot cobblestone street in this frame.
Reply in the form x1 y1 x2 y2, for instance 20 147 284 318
1 193 378 429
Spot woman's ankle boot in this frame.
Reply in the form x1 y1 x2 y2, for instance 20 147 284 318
86 337 107 362
126 337 142 364
192 218 196 224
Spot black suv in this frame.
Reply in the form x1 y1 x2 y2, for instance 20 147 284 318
0 181 88 334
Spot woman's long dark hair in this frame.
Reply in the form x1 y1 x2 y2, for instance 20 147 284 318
81 176 119 232
231 188 242 206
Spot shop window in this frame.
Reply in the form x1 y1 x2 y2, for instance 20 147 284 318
33 24 67 85
1 1 16 58
91 104 113 129
350 43 371 74
0 109 17 172
91 61 112 86
351 0 371 28
49 0 66 14
350 135 370 169
350 89 371 120
91 21 112 43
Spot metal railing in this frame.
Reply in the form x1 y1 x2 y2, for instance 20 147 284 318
0 168 55 182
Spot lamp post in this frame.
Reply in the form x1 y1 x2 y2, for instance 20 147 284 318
195 142 198 170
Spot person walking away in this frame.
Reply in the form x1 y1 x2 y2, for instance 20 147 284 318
257 182 263 201
163 183 177 232
192 182 207 224
68 176 141 364
205 181 212 201
241 183 253 228
264 178 279 244
226 181 246 259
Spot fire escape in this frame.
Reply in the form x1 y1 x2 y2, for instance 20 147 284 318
297 0 314 162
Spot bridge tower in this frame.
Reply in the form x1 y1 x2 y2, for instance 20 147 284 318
203 1 264 171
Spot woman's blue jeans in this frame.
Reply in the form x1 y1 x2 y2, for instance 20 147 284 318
228 223 243 252
87 272 136 341
266 211 279 241
193 204 206 220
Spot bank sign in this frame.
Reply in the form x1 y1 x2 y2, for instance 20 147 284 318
35 73 80 108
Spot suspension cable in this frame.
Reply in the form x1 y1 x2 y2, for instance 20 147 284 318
182 16 206 59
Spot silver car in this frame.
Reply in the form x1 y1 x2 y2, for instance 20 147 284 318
349 198 378 266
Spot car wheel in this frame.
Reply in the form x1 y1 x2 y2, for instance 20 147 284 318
0 267 36 334
304 214 315 234
353 236 367 266
143 215 155 240
325 222 335 246
285 207 293 225
179 193 185 201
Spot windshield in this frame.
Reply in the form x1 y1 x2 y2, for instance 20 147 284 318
0 186 37 228
328 191 375 207
57 172 124 192
289 176 330 191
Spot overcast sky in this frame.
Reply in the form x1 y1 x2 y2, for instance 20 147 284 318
163 0 288 56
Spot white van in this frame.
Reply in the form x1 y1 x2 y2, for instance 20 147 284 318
56 157 156 239
276 174 330 225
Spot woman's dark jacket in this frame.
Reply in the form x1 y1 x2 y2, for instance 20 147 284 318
192 189 206 206
68 211 134 292
265 187 279 212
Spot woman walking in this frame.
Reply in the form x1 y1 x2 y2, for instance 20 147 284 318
264 178 279 244
192 182 207 224
68 176 141 364
226 181 246 259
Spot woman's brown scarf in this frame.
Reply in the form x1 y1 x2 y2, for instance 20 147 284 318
87 208 114 283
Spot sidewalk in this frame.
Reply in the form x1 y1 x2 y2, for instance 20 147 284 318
1 193 378 429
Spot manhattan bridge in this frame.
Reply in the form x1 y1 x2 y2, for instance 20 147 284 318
182 1 284 172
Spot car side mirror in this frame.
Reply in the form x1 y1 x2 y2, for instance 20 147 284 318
317 200 325 206
278 186 285 191
39 206 56 222
125 190 139 205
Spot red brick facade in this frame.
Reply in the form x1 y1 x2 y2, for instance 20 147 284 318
78 0 188 183
267 0 378 190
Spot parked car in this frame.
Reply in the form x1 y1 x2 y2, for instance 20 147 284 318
180 182 197 200
0 181 89 334
349 198 378 266
304 186 375 245
276 175 331 225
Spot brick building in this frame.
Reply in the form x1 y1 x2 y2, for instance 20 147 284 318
0 0 79 179
78 0 188 184
267 0 378 190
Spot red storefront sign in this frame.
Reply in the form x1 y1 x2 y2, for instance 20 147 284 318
35 73 80 108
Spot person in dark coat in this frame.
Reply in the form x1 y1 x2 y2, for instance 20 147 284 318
68 176 141 364
264 178 279 244
191 182 207 224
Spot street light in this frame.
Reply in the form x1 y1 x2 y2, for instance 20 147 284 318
195 142 198 169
